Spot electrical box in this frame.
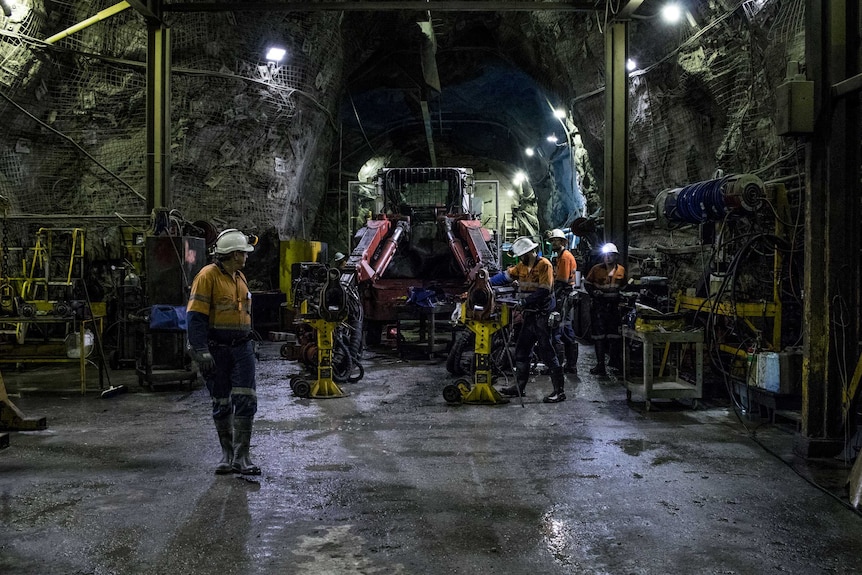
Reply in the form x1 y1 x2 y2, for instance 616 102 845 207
753 351 802 395
775 79 814 136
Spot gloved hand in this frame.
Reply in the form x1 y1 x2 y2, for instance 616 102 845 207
193 348 215 374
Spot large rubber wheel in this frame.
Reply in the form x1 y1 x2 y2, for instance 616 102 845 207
293 379 311 398
442 383 462 404
280 343 292 359
446 331 474 376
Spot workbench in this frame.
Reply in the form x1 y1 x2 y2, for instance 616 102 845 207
395 303 455 359
0 315 105 395
621 326 703 410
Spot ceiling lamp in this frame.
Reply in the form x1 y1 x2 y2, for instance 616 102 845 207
525 147 535 157
265 47 286 62
661 3 682 24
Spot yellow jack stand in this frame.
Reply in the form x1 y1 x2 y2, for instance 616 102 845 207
443 305 510 405
290 317 347 399
0 370 48 435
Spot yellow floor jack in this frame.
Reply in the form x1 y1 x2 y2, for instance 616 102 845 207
0 370 48 448
443 270 512 406
289 316 347 399
289 268 347 399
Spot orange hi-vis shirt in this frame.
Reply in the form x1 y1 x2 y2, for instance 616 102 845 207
187 263 252 332
554 249 577 285
505 257 554 293
586 262 626 288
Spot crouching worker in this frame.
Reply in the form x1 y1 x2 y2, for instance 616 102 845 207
490 236 566 403
187 229 261 475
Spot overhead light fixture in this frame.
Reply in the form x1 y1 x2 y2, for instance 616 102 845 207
661 3 682 24
626 58 638 72
506 189 515 197
546 134 558 143
553 108 566 120
265 47 286 62
525 147 535 157
513 171 526 186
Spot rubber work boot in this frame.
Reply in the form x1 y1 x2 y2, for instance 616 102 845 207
232 416 261 475
607 340 623 370
543 367 566 403
564 342 579 374
501 361 529 397
541 343 566 375
590 340 607 375
214 416 234 475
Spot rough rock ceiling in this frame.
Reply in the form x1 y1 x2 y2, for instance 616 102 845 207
336 11 570 174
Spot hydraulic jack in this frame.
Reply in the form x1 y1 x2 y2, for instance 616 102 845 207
443 269 510 405
289 267 348 399
289 316 347 399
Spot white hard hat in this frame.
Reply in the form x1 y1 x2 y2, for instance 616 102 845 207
214 229 255 255
509 236 539 257
333 252 346 262
601 242 619 255
547 228 567 241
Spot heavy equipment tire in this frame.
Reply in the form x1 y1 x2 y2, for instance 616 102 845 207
446 330 474 376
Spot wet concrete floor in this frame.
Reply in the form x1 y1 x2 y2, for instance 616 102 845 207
2 342 862 575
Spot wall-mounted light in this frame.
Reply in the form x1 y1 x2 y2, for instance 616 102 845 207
553 108 566 120
626 58 638 72
512 171 527 186
546 134 558 144
660 3 682 24
265 46 286 62
525 147 535 157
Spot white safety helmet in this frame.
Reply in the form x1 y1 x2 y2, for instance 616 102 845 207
547 228 567 241
333 252 346 262
213 229 256 255
509 236 539 258
601 242 619 255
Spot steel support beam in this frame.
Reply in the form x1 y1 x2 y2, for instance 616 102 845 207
146 19 171 211
603 21 628 263
163 1 596 12
799 0 860 457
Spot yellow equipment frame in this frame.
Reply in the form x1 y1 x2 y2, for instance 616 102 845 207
674 183 789 359
445 303 510 405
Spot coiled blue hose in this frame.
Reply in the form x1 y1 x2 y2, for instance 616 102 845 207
668 176 732 224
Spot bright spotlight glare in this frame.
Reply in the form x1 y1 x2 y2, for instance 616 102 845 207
513 171 526 185
525 147 535 157
661 3 682 24
266 47 286 62
546 134 558 143
553 108 566 120
626 59 637 71
506 189 515 197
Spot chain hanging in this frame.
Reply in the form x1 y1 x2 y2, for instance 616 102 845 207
0 215 13 311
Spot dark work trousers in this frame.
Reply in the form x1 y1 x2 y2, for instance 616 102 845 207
206 340 258 420
590 295 622 367
515 311 560 371
590 296 622 342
